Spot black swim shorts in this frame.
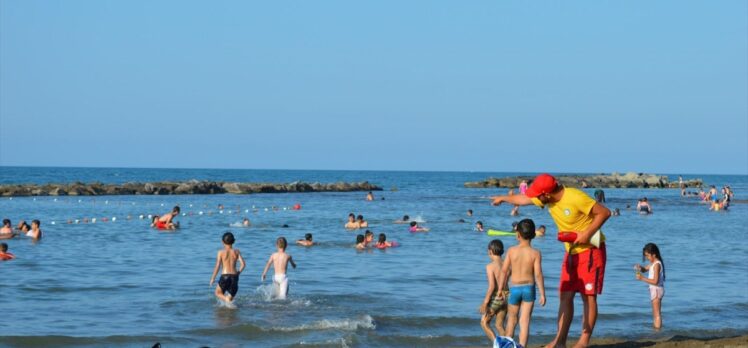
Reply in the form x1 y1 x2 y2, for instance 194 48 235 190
218 274 239 297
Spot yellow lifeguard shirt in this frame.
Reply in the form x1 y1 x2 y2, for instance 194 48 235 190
531 187 606 254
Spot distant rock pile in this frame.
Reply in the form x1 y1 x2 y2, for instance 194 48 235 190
464 173 703 189
0 180 382 197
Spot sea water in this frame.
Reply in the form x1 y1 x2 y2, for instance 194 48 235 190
0 167 746 347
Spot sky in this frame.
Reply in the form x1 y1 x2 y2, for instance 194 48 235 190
1 1 746 174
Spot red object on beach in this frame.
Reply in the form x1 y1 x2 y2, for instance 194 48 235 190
557 231 578 243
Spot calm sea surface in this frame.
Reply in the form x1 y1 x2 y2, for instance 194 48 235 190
1 167 747 347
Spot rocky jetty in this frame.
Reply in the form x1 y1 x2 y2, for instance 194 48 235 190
0 180 382 197
465 173 703 189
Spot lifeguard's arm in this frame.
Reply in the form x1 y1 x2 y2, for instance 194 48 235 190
574 202 611 244
491 194 533 207
289 256 297 269
481 266 496 312
261 255 273 281
237 250 246 274
209 252 221 286
639 263 661 285
534 251 546 306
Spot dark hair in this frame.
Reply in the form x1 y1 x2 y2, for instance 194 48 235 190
277 237 288 249
364 230 373 237
537 225 546 230
222 232 235 245
468 209 473 214
348 213 355 218
476 221 483 226
2 219 9 227
0 242 7 252
356 234 364 243
517 219 536 240
305 233 312 241
511 221 518 230
152 215 159 223
488 239 504 256
643 243 665 279
173 206 181 213
378 233 386 243
32 219 41 227
410 221 417 227
357 215 364 221
403 215 410 221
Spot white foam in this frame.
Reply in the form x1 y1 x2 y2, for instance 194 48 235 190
271 315 375 332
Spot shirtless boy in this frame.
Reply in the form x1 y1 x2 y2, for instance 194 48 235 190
156 206 180 230
261 237 297 300
209 232 246 306
497 218 546 347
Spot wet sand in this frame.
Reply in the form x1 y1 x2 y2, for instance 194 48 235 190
468 335 748 348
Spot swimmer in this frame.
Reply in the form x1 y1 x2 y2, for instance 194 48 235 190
357 215 368 228
612 208 621 216
409 221 429 232
364 230 375 247
394 215 411 224
476 221 485 232
0 243 14 261
150 215 160 228
535 225 546 236
296 233 316 246
209 232 246 306
637 198 653 214
355 234 366 249
26 220 42 240
242 218 251 227
261 237 297 300
345 213 359 229
376 233 393 248
366 191 374 201
467 209 474 217
156 206 180 230
1 219 12 234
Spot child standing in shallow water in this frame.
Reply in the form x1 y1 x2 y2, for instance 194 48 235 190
635 243 665 329
262 237 297 300
480 239 508 344
209 232 246 307
497 218 546 347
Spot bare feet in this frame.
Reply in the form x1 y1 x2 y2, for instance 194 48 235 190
544 341 565 348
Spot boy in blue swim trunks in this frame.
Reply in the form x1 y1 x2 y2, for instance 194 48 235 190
497 218 546 347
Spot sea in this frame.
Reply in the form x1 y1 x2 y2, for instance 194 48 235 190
0 167 746 347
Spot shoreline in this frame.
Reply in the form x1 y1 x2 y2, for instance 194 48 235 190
465 334 748 348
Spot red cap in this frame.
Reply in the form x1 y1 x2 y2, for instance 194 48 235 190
525 174 558 198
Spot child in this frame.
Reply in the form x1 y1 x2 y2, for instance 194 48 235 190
355 234 366 249
156 206 180 229
26 220 42 240
476 221 484 232
409 221 429 232
357 215 368 228
497 218 546 347
364 230 375 247
296 233 315 246
345 213 359 229
635 243 665 329
209 232 246 307
0 243 15 261
150 215 160 228
1 219 12 234
242 218 251 227
480 239 508 343
467 209 474 217
375 233 393 249
535 225 546 236
393 215 410 224
261 237 297 300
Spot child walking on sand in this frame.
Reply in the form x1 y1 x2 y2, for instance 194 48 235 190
635 243 665 329
480 239 509 343
209 232 246 307
262 237 297 300
497 219 546 347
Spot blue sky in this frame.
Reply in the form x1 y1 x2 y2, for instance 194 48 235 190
1 1 746 174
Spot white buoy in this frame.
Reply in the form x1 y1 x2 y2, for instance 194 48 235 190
283 207 287 211
51 221 56 225
189 204 193 207
139 215 144 219
264 208 268 212
245 209 249 213
74 219 79 224
161 203 164 206
105 200 109 204
33 198 36 201
147 214 152 219
252 205 255 209
54 198 58 202
182 213 186 216
199 211 204 215
112 217 117 222
91 218 97 223
78 199 82 203
219 210 224 214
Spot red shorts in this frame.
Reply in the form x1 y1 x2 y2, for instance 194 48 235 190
560 243 606 295
156 221 167 229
